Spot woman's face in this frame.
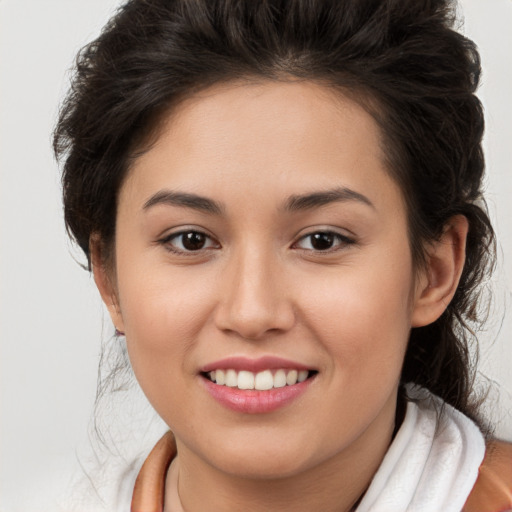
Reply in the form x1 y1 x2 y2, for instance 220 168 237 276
104 80 425 478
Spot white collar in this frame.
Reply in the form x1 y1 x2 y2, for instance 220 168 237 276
355 385 485 512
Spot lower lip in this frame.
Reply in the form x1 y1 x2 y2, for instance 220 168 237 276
202 375 314 414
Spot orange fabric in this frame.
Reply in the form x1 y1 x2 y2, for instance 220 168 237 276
463 439 512 512
131 432 512 512
131 431 176 512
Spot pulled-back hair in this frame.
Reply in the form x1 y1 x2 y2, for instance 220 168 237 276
54 0 495 424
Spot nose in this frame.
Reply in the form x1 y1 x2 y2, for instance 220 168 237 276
214 247 295 340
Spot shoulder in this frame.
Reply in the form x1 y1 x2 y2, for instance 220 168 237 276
463 439 512 512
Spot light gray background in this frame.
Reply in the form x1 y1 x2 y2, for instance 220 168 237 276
1 0 511 510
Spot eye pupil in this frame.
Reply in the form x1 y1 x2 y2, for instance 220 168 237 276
311 232 334 250
182 232 206 250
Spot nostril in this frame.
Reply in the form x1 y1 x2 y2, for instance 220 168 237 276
214 301 296 340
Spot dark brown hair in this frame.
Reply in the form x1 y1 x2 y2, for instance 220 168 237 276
54 0 495 424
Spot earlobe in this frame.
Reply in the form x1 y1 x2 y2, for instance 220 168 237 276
90 235 125 333
411 215 469 328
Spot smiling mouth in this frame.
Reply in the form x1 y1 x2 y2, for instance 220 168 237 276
202 369 317 391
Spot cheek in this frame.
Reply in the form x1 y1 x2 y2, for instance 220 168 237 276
114 262 215 391
299 252 414 377
118 255 212 334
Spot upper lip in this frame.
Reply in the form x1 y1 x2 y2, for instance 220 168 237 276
201 356 313 374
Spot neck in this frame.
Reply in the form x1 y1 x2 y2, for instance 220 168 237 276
165 400 397 512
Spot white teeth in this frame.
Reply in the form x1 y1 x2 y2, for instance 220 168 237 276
238 370 255 390
207 368 311 390
273 369 287 388
216 369 226 385
286 369 298 386
225 369 238 387
255 370 273 391
297 370 308 383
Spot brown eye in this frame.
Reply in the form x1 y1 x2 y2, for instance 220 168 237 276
182 232 207 250
310 233 335 250
295 231 354 252
162 230 218 253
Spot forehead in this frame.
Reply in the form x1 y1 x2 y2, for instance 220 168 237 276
121 80 402 215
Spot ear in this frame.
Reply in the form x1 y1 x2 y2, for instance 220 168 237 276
411 215 469 327
90 235 125 334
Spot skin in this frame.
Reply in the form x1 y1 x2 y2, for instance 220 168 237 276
93 80 468 512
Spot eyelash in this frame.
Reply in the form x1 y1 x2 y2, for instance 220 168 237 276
293 231 356 252
159 230 355 255
159 230 219 254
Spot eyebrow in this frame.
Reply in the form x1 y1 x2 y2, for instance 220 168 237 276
143 190 224 215
143 186 374 215
284 187 375 212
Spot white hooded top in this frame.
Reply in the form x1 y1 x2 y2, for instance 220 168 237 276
355 385 485 512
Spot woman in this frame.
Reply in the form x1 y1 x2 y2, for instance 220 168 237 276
54 0 511 510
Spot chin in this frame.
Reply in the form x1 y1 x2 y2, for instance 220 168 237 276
196 428 325 481
216 452 312 481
